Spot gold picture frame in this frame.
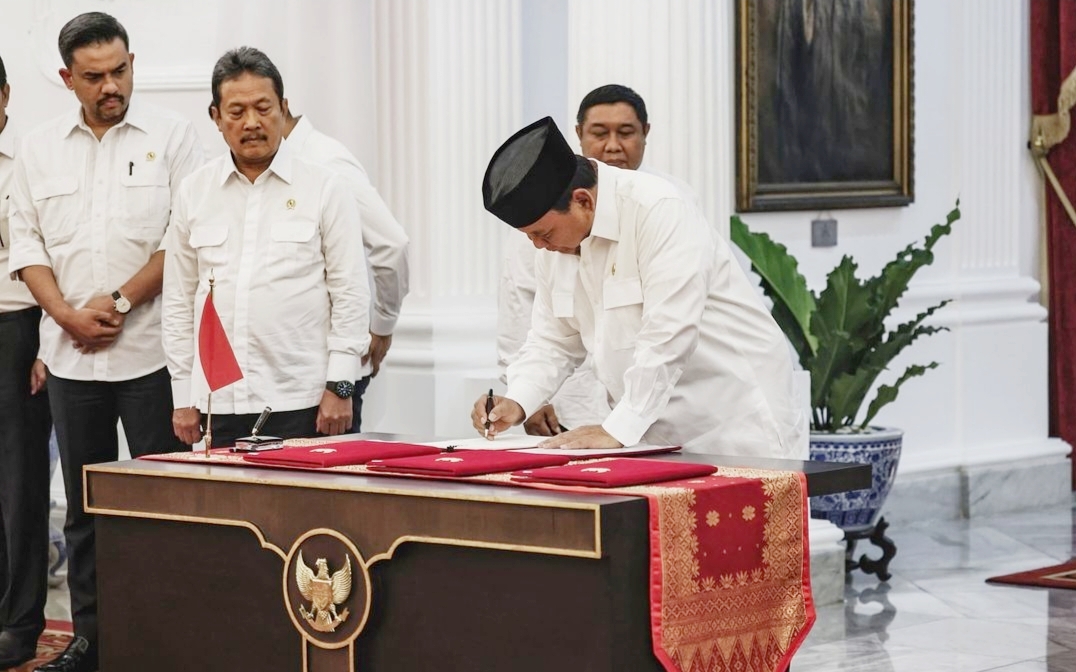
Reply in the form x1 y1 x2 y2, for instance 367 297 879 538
736 0 914 212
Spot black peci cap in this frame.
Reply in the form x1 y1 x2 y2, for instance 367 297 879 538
482 116 577 229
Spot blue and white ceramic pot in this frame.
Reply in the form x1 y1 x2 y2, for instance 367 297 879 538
808 427 903 534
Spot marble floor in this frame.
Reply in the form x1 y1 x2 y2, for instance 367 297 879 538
795 496 1076 672
38 498 1076 671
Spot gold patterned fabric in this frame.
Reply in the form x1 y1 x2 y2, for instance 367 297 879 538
612 467 813 672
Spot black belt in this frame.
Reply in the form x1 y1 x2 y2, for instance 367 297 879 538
0 306 42 323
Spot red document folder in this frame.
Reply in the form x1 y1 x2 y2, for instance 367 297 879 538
366 450 570 477
243 441 440 468
512 458 716 488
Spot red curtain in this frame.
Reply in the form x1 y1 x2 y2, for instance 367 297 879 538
1033 0 1076 485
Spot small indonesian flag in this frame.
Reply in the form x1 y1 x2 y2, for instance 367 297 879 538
198 292 242 392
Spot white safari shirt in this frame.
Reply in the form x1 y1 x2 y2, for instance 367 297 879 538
0 121 36 313
7 100 203 380
162 141 371 415
505 161 806 457
286 116 409 336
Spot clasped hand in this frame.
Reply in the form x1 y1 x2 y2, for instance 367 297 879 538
63 295 124 354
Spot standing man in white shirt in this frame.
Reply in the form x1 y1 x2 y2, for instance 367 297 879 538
163 47 370 448
282 108 409 430
475 117 806 458
7 13 203 672
0 53 53 672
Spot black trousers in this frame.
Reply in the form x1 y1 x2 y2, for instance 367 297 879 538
47 366 183 646
0 307 51 642
351 375 371 433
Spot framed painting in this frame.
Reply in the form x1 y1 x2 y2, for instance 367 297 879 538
736 0 914 212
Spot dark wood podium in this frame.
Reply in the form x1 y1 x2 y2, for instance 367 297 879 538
85 443 868 672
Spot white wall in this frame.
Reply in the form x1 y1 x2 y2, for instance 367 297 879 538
2 0 1060 504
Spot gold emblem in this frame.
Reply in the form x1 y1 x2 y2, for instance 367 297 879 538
581 467 611 473
295 551 352 633
146 151 156 161
286 198 296 210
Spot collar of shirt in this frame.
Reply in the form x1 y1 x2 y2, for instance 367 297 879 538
285 115 314 154
219 136 296 187
0 122 14 160
589 159 621 243
59 96 151 140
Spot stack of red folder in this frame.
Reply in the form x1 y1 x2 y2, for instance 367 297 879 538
366 450 570 477
511 458 716 487
243 440 440 468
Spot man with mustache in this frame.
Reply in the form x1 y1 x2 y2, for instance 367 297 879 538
6 12 202 672
162 47 369 449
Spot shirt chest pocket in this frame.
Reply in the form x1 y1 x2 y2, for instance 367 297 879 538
269 217 319 274
602 277 644 351
30 176 79 247
188 224 229 271
120 162 171 242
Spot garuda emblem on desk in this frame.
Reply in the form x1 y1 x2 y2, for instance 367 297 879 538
295 551 352 632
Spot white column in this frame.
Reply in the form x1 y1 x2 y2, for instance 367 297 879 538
566 0 733 234
956 0 1025 276
363 0 521 436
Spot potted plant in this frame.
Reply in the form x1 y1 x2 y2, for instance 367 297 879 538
730 202 960 575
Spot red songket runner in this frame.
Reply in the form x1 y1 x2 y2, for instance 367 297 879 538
199 292 242 391
601 466 814 672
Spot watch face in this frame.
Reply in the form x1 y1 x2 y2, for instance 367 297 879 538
334 381 355 398
114 296 132 314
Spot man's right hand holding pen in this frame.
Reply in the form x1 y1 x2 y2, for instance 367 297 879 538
471 393 525 439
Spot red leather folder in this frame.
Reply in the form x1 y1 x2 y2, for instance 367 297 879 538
366 450 571 477
511 458 716 487
243 440 440 468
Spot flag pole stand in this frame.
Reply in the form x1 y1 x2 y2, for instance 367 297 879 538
204 269 216 458
205 391 213 458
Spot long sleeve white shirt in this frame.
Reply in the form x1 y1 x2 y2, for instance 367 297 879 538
0 121 36 313
7 100 203 380
497 230 610 429
162 142 371 414
285 116 409 336
506 161 806 458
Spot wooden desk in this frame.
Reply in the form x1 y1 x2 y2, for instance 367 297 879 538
85 443 868 672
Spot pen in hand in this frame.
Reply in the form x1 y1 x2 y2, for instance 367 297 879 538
484 388 494 439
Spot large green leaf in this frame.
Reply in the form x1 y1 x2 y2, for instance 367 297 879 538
860 362 940 429
730 216 818 357
809 257 876 410
824 302 950 428
865 205 960 324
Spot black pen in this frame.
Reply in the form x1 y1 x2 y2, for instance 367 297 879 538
128 161 134 176
484 388 494 439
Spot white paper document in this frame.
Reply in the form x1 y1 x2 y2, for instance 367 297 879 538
424 434 679 458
